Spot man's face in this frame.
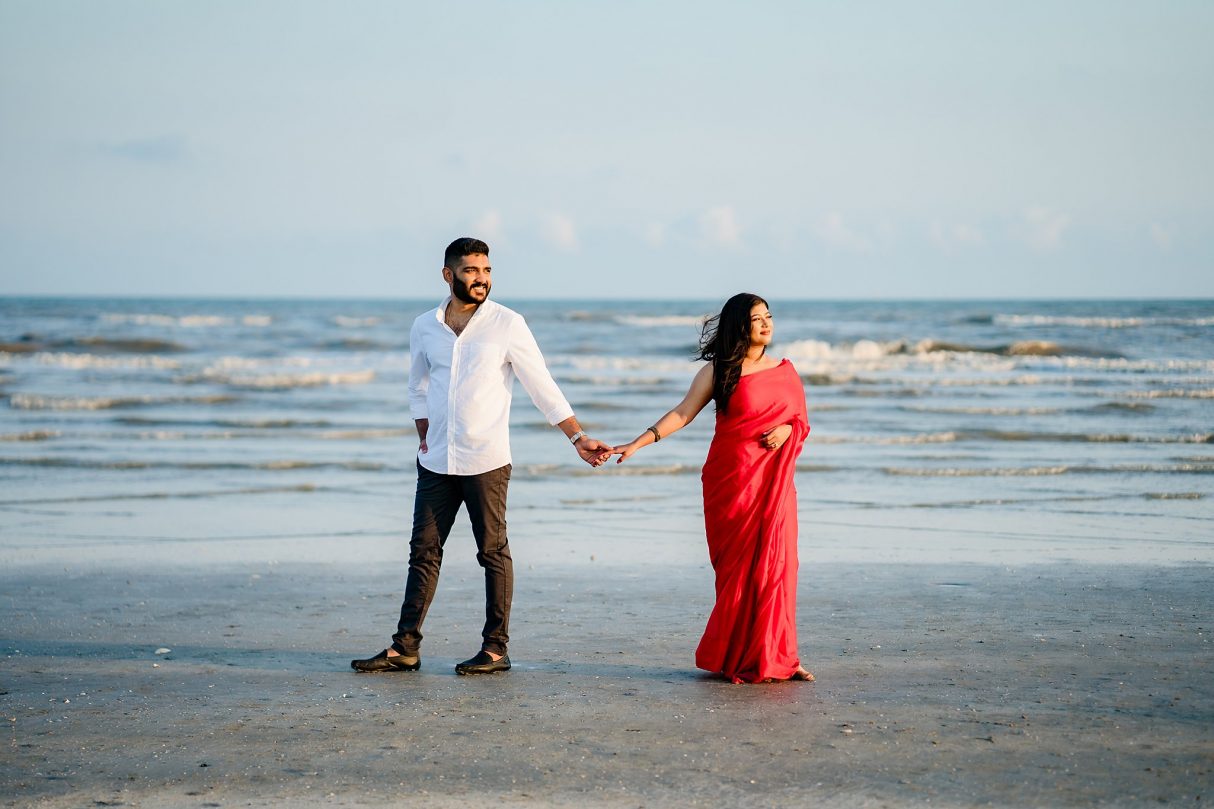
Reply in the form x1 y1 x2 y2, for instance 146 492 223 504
445 253 492 304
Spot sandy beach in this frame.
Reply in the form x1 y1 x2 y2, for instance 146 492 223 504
4 542 1211 807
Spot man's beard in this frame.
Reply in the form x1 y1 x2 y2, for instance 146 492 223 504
452 277 490 304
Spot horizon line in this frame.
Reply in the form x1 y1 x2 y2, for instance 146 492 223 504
3 293 1211 304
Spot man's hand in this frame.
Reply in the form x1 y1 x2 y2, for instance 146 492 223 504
575 436 614 467
415 418 429 455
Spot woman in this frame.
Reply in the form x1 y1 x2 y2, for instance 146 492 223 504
614 293 813 683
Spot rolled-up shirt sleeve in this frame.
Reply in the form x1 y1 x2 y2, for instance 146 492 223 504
507 316 574 426
407 318 430 420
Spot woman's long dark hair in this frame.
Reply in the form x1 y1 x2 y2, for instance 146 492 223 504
696 292 768 414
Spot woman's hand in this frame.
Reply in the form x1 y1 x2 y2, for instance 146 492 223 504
760 423 792 451
613 441 642 464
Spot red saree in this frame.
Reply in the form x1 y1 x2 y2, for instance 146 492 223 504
696 359 810 683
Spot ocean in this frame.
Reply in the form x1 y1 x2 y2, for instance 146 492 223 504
1 297 1211 568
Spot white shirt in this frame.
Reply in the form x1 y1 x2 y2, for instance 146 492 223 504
408 297 574 476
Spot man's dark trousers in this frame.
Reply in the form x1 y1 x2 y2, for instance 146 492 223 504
392 461 513 657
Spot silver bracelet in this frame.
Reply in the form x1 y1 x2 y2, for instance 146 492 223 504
569 430 587 445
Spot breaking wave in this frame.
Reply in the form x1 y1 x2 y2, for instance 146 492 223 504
332 316 381 328
899 405 1067 416
0 457 391 471
995 314 1214 328
179 369 376 389
0 483 325 506
812 432 960 445
12 352 182 370
0 430 58 441
9 393 239 411
813 430 1211 445
562 356 693 373
782 338 1116 363
883 463 1214 477
320 338 392 351
101 313 272 327
560 375 672 387
552 342 1213 383
613 314 708 328
1120 389 1214 399
54 427 413 442
113 416 334 429
901 402 1157 416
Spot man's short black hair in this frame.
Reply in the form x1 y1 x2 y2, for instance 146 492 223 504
444 237 489 269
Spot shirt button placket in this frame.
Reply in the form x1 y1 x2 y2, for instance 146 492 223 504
448 336 460 474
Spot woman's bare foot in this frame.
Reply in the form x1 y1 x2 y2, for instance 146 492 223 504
791 667 815 681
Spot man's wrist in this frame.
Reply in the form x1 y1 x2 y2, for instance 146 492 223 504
569 430 587 445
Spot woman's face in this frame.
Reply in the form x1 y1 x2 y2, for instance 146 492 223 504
748 302 773 348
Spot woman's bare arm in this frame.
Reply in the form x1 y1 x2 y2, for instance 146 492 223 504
614 363 714 463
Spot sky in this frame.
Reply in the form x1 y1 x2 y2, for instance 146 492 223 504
1 1 1211 300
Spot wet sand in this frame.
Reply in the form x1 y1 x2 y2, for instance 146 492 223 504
3 554 1211 808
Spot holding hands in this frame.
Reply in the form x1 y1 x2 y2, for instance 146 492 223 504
575 435 614 467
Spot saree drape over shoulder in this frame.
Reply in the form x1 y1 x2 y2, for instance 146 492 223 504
696 359 810 683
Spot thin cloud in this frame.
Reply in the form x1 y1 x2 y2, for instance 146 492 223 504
1020 207 1070 251
540 213 579 251
643 222 666 247
471 211 504 243
1149 222 1176 250
814 212 870 252
930 221 985 253
699 206 741 248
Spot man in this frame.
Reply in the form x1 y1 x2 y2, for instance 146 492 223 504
352 237 612 675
